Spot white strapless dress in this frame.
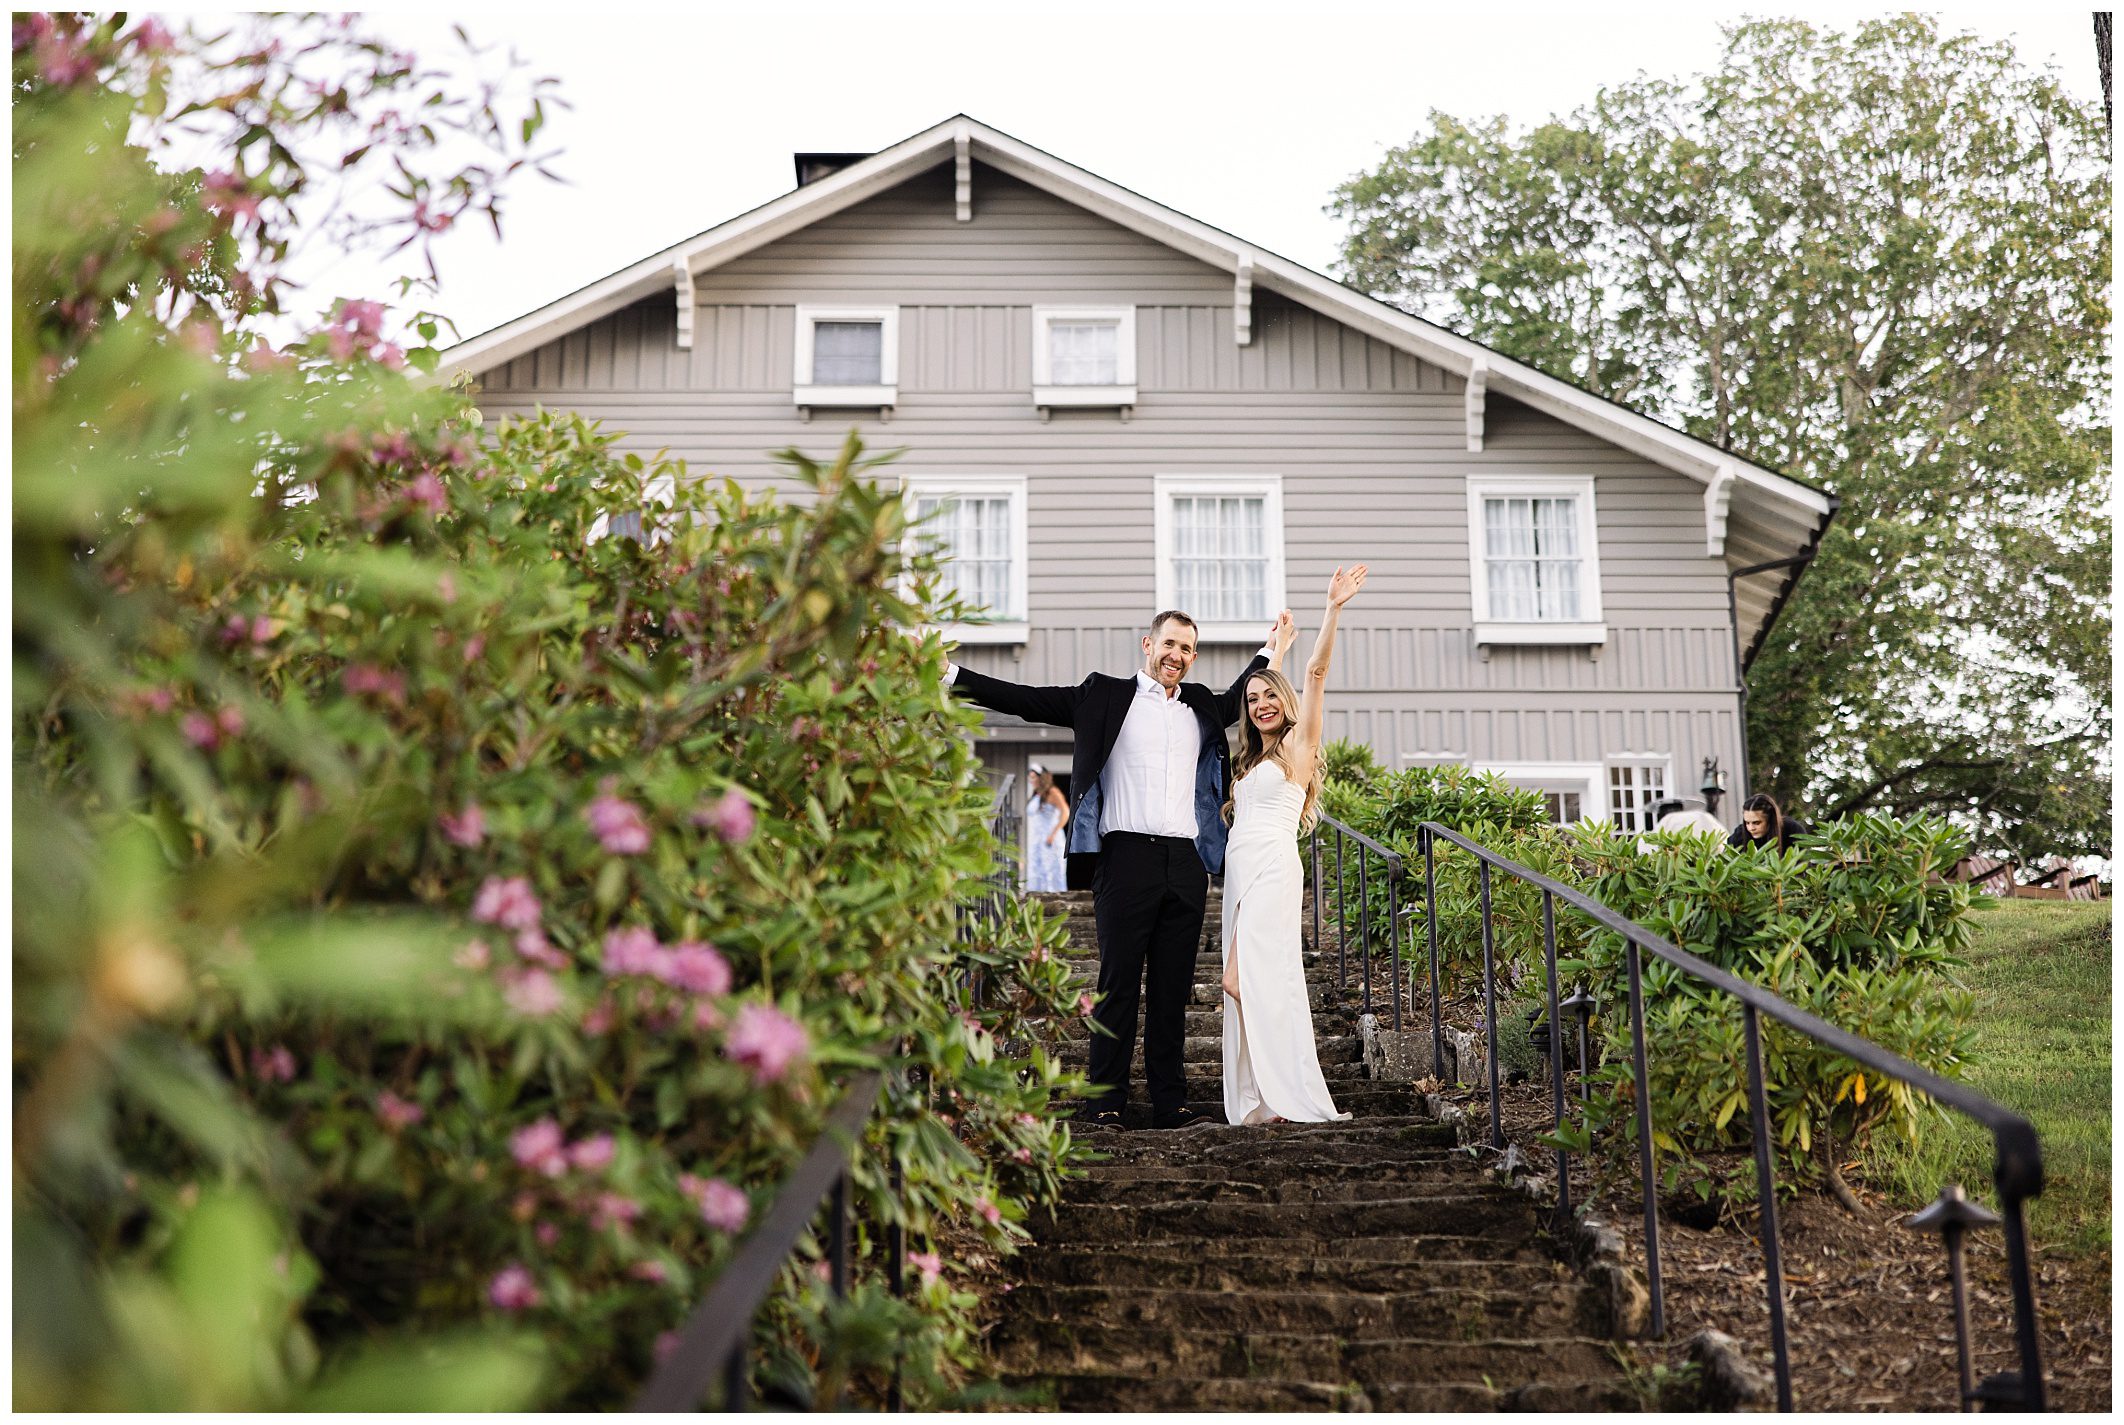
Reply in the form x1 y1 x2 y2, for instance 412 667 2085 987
1221 761 1350 1125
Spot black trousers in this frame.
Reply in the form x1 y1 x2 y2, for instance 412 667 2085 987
1088 831 1207 1116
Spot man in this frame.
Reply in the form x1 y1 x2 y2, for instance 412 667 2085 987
946 610 1285 1130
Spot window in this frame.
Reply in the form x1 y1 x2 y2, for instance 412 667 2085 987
1464 475 1606 646
1153 475 1286 642
793 305 898 411
902 475 1028 643
1031 305 1136 411
588 473 677 546
1607 758 1671 832
1488 764 1603 825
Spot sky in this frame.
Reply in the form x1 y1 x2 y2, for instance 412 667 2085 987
281 3 2110 347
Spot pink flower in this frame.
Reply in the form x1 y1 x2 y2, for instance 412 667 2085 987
534 1221 559 1248
585 787 652 855
437 571 458 604
249 615 273 644
600 926 661 977
514 929 568 970
181 711 220 749
250 1045 296 1083
243 344 295 375
907 1250 942 1286
510 1119 568 1177
691 1001 724 1032
472 876 542 931
697 1178 749 1234
377 1092 424 1131
342 663 407 706
589 1191 642 1232
137 686 176 716
630 1260 669 1284
215 705 245 737
339 299 386 340
462 634 486 664
455 939 491 971
128 18 175 54
404 470 447 516
220 613 250 646
583 998 616 1036
487 1264 539 1312
372 431 417 466
1016 1113 1038 1128
655 1331 681 1361
1077 992 1097 1018
439 803 485 848
976 1198 1002 1227
694 788 756 843
1012 1148 1033 1165
663 942 732 997
723 1004 809 1085
811 1260 833 1284
374 342 408 372
567 1134 616 1173
503 967 563 1017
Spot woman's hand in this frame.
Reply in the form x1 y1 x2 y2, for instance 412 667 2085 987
1271 608 1297 656
1327 564 1368 609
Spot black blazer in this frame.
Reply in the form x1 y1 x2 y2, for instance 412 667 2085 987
953 655 1270 889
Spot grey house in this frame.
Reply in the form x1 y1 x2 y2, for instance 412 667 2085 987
446 115 1835 849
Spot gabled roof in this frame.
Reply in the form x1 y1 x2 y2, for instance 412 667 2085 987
441 115 1836 660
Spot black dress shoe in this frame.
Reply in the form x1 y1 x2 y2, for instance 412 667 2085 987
1150 1107 1213 1131
1071 1104 1124 1128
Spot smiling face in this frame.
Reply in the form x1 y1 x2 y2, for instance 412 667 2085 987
1244 674 1290 738
1141 616 1199 691
1742 809 1771 839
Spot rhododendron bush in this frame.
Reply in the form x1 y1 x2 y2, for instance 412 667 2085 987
15 15 1081 1410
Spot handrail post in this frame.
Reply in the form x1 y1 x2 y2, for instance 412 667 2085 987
1309 828 1324 958
1543 889 1568 1223
886 1150 905 1413
1742 1005 1793 1411
724 1350 747 1412
1424 828 1443 1081
1334 832 1348 991
1385 858 1404 1033
1478 860 1503 1150
2000 1195 2049 1409
1624 941 1665 1338
1357 850 1374 1016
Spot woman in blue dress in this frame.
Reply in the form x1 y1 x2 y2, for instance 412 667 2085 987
1023 763 1069 892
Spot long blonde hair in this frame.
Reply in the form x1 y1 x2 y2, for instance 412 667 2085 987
1223 669 1324 831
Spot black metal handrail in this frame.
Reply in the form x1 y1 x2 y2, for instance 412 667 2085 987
632 1069 896 1412
1305 814 1410 1042
1315 813 2048 1411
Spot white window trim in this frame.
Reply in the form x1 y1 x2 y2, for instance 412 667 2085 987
1152 474 1286 644
1487 762 1604 823
1031 304 1137 410
901 474 1029 644
1465 474 1607 646
587 473 678 545
793 304 899 411
1604 753 1675 832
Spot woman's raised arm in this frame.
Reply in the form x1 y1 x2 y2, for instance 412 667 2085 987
1296 564 1367 755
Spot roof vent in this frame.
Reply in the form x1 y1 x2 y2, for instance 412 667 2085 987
794 152 872 187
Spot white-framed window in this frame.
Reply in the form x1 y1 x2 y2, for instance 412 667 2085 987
1487 763 1604 825
588 473 678 546
1031 305 1136 411
1153 475 1286 644
902 475 1028 644
1465 475 1606 646
793 305 898 411
1606 756 1672 832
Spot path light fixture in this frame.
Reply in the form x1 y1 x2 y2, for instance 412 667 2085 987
1909 1183 2001 1412
1558 989 1597 1104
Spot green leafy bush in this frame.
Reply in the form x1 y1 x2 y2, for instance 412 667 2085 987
15 16 1083 1410
1316 768 1983 1199
1319 737 1383 788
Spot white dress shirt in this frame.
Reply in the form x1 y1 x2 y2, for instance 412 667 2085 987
1099 671 1205 838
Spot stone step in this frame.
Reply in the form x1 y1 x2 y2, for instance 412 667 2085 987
1072 1121 1461 1164
1019 1245 1562 1292
1002 1371 1639 1412
1034 1191 1534 1246
990 1323 1621 1386
1057 1032 1365 1067
1063 1155 1466 1198
1073 1084 1422 1128
1000 1281 1606 1345
1023 1230 1534 1270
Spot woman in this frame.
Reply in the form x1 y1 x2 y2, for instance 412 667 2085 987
1727 792 1811 852
1220 564 1367 1126
1023 762 1069 893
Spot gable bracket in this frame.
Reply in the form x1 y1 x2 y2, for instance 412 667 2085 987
954 128 972 222
1464 355 1488 452
1234 252 1254 346
673 259 695 351
1705 461 1735 556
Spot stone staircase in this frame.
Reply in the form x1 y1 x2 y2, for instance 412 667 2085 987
990 888 1637 1411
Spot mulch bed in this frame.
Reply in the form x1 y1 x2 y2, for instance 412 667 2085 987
1430 1073 2112 1412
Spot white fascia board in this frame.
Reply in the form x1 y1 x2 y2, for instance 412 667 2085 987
436 118 969 380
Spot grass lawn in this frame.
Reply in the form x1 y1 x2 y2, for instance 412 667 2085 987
1865 898 2112 1258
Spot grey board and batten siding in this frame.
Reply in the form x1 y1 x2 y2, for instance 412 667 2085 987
472 160 1747 792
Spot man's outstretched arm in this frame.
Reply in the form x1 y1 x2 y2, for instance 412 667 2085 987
947 662 1086 728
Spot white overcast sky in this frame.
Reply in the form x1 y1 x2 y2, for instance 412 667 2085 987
280 4 2108 346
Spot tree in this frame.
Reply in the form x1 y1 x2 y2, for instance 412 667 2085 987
1329 15 2110 860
